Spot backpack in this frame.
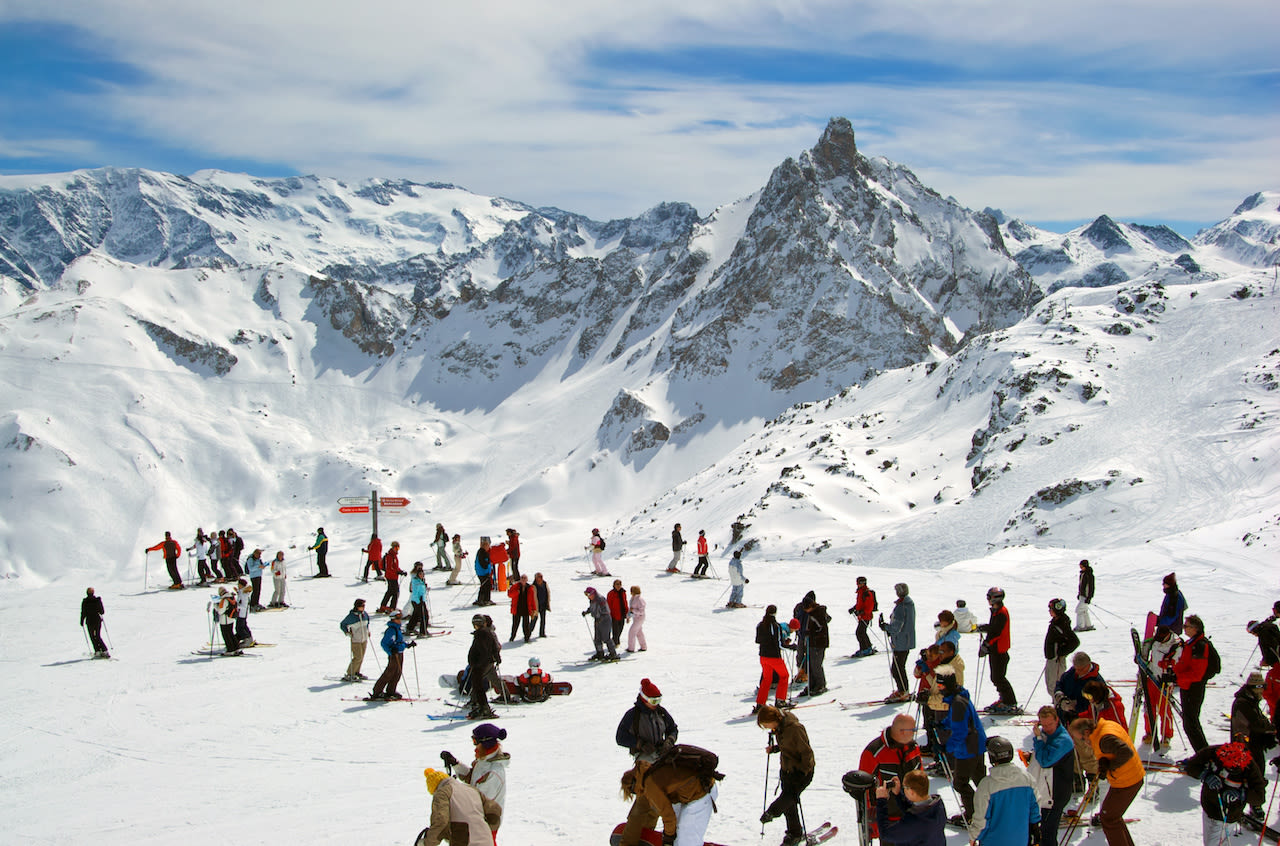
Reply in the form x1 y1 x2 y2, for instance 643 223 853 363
1204 637 1221 680
645 743 724 791
597 538 606 551
868 589 878 613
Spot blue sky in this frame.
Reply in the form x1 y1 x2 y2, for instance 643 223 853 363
1 2 1276 234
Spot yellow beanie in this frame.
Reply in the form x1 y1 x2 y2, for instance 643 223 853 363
424 768 448 794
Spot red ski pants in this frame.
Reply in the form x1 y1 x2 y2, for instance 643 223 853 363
757 656 790 705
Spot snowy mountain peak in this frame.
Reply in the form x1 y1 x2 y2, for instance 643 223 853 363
1195 190 1280 268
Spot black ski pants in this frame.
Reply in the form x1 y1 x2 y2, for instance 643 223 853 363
1180 681 1209 751
219 622 238 653
315 547 328 577
85 619 107 653
989 650 1017 705
510 613 533 642
948 754 986 822
693 555 709 576
380 579 400 611
469 661 494 712
855 619 872 652
250 576 263 607
891 650 910 693
766 769 812 838
1041 753 1075 846
538 609 548 638
165 556 182 586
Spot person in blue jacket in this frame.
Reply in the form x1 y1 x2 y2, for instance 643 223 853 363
874 769 946 846
474 537 494 607
934 664 986 826
406 562 429 636
1032 705 1076 846
367 610 415 701
244 548 268 611
1156 572 1187 634
970 736 1040 846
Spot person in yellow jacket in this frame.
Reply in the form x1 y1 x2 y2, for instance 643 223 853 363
1068 717 1144 846
418 768 500 846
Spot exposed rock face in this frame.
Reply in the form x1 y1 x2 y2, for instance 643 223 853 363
136 319 238 375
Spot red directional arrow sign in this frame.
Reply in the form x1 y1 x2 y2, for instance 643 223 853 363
378 496 411 508
339 506 370 514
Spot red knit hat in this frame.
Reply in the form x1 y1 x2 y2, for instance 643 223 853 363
640 678 662 703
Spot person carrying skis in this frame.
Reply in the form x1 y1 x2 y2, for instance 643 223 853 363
668 523 686 573
368 609 414 701
145 531 184 589
244 548 268 611
532 572 550 638
234 578 254 646
881 582 916 703
968 736 1041 846
504 528 521 581
466 613 500 719
626 585 647 653
800 595 831 697
934 664 987 827
858 714 924 838
848 576 877 657
1142 625 1179 752
193 529 213 586
473 537 494 606
447 534 466 586
1247 615 1280 667
692 530 710 578
873 769 947 846
1075 559 1096 631
583 587 618 661
588 528 609 576
757 704 816 846
1032 705 1075 846
431 523 450 572
339 598 370 682
268 551 288 608
977 586 1018 713
1174 613 1213 751
726 550 747 608
506 574 537 643
1068 716 1143 846
80 587 109 658
1181 740 1267 846
309 527 329 578
419 768 499 846
1157 572 1187 634
754 605 793 713
212 586 240 655
361 534 382 582
607 579 628 647
441 723 510 834
1043 598 1080 699
619 746 720 846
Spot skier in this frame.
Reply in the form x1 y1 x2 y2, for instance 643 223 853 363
368 609 414 700
516 657 552 702
466 613 500 719
617 679 679 762
1141 625 1179 752
80 587 109 657
755 605 793 713
934 664 987 826
339 598 370 682
234 578 255 646
504 528 521 581
474 536 494 606
532 572 550 638
1043 598 1080 699
857 714 924 838
1231 671 1277 803
847 576 877 656
757 704 816 846
619 746 720 846
431 523 450 572
447 534 466 586
607 579 628 647
419 768 499 846
268 550 288 608
977 586 1018 713
1068 716 1144 846
922 640 964 759
792 592 813 687
441 723 510 834
1031 705 1075 846
193 529 213 586
309 527 329 578
1157 572 1187 634
969 736 1040 846
1075 559 1096 631
583 587 618 661
588 528 609 576
1181 740 1267 846
145 531 184 589
506 573 537 643
726 550 747 608
626 585 647 653
667 523 686 573
932 609 960 651
881 582 916 703
212 586 240 655
872 769 947 846
361 534 382 583
1173 613 1213 751
376 541 402 613
800 595 831 697
406 562 429 636
207 530 223 582
692 530 710 578
952 599 979 633
244 548 268 611
225 528 245 579
1247 616 1280 667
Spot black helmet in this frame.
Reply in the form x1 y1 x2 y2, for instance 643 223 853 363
841 769 876 798
987 586 1006 604
987 736 1015 765
1049 598 1067 614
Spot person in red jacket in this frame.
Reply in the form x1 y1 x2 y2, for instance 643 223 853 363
1173 614 1212 751
606 579 628 647
858 714 924 839
362 534 383 582
145 531 184 589
1082 678 1128 732
847 576 877 657
692 529 711 578
977 586 1018 713
505 528 521 581
378 541 402 613
507 574 538 643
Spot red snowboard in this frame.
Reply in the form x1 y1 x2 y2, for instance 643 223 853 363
608 823 728 846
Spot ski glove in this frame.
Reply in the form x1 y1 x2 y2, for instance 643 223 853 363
1220 785 1245 804
406 641 417 648
1096 760 1110 779
440 751 459 767
1029 821 1042 845
1202 772 1224 790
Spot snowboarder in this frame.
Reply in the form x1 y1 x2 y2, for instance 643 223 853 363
873 769 947 846
368 610 414 700
800 595 831 697
617 679 678 760
952 598 979 633
618 746 720 846
692 530 710 577
212 586 240 655
667 523 686 573
377 541 402 612
1173 613 1213 751
935 664 987 826
1069 716 1144 846
432 523 450 572
361 534 382 583
145 531 184 589
583 587 618 661
1182 740 1267 846
607 579 628 647
626 585 647 653
881 582 916 702
1031 705 1075 846
755 605 793 712
339 598 370 681
1157 571 1187 634
1075 559 1095 631
726 550 747 608
193 529 213 586
848 576 877 657
506 573 537 643
447 534 466 586
234 578 254 646
309 528 329 578
406 562 429 636
504 528 521 581
858 714 924 838
474 537 494 606
441 723 509 833
1043 597 1080 699
466 613 500 719
419 768 499 846
268 551 288 608
757 704 815 846
516 657 552 702
532 572 550 638
80 587 108 657
977 586 1018 713
969 736 1040 846
588 528 609 576
1247 615 1280 667
244 548 267 611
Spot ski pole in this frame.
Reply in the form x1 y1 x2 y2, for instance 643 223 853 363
974 654 988 707
143 551 149 591
81 622 92 654
713 584 729 608
411 644 421 702
761 731 773 837
1020 663 1047 713
1260 771 1280 846
1089 603 1135 627
1238 643 1260 678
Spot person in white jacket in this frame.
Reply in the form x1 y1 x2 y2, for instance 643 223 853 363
441 723 510 832
727 550 747 608
952 599 980 633
268 551 288 608
627 585 648 652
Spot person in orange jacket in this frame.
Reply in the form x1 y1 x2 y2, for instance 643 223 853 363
362 534 383 582
145 531 184 589
378 541 402 613
692 530 711 578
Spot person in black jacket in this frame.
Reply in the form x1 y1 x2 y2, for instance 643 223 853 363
755 605 793 712
615 678 678 763
467 613 500 719
1231 672 1277 816
1247 614 1280 667
874 769 947 846
801 596 832 697
666 523 686 573
1075 559 1095 631
80 588 108 657
1181 741 1266 845
1043 598 1080 699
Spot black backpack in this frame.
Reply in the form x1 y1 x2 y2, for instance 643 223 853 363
597 538 606 550
645 743 724 791
868 589 878 613
1204 637 1222 680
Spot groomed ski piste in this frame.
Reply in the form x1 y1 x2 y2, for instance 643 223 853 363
2 273 1278 844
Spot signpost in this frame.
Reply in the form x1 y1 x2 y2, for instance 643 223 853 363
378 496 410 508
336 491 412 536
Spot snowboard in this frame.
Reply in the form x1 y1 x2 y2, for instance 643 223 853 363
438 672 572 698
606 822 742 846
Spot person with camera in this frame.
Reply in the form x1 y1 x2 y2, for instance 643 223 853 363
873 770 946 846
859 714 924 841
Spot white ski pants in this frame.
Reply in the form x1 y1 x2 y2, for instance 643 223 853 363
671 783 717 846
1075 598 1092 630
